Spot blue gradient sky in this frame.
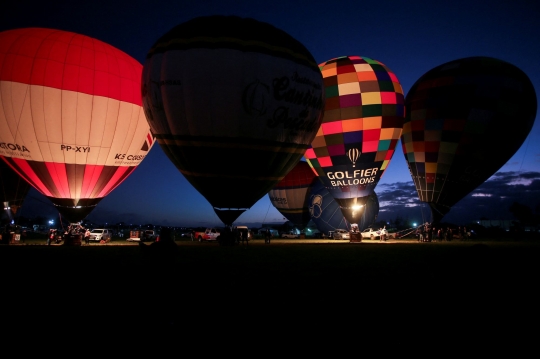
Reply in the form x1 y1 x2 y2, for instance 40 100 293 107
2 0 539 228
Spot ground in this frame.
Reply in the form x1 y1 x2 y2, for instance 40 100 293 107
1 236 539 339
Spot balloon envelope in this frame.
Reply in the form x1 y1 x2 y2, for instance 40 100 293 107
402 56 537 223
142 16 324 225
0 28 155 223
305 56 404 223
309 179 379 236
268 160 316 229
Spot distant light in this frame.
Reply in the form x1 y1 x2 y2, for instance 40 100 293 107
413 222 417 227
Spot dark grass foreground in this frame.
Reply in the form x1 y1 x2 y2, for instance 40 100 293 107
1 240 539 336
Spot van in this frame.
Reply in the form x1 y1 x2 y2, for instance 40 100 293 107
235 226 251 240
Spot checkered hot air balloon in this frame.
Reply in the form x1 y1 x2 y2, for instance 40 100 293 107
402 56 537 223
305 56 404 224
0 28 155 223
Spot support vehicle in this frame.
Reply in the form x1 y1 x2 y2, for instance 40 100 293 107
361 228 381 239
127 229 157 242
281 232 299 239
194 228 220 242
332 229 350 240
89 228 112 242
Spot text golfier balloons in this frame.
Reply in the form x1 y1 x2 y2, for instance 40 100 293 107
142 16 324 225
1 159 31 221
309 179 379 236
305 56 404 224
402 56 537 223
0 28 155 223
268 160 316 230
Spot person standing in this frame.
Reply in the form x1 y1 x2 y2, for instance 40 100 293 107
264 228 271 244
84 229 91 244
47 229 54 246
241 228 248 246
380 226 387 241
445 227 453 241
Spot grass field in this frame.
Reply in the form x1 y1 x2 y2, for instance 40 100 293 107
2 237 539 334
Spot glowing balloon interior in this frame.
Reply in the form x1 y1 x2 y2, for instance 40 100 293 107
142 16 324 225
402 56 537 223
0 28 155 222
309 179 379 236
305 55 404 223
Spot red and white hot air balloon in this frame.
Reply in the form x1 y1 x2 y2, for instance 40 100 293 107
0 28 155 222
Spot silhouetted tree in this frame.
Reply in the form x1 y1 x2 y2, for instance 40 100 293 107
509 202 534 225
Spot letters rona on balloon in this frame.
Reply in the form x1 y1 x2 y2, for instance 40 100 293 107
0 142 31 159
327 168 378 187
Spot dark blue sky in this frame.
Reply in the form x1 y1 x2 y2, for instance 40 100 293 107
2 0 539 228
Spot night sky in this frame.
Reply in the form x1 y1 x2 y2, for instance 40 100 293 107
2 0 539 228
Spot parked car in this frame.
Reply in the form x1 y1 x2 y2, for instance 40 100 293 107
281 232 299 239
361 228 381 239
89 228 112 242
332 229 350 240
127 229 156 242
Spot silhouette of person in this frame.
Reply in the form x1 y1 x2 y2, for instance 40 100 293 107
265 228 271 244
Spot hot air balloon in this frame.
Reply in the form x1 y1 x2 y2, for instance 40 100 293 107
309 179 379 236
0 28 155 223
141 16 324 226
268 160 316 230
402 56 537 223
305 56 404 224
1 159 31 222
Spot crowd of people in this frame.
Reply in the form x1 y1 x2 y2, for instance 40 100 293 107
416 223 470 242
47 223 90 245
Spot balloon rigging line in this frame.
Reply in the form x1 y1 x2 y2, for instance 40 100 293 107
26 194 56 207
517 135 531 174
262 202 271 225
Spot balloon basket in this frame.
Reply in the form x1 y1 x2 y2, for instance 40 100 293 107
350 232 362 243
63 234 82 246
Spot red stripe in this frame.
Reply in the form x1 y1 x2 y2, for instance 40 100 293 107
146 132 153 146
97 166 130 197
275 161 315 188
0 28 142 106
11 158 53 197
45 162 70 198
81 164 104 198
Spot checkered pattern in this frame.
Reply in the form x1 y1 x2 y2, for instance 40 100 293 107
304 55 404 198
401 56 536 213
